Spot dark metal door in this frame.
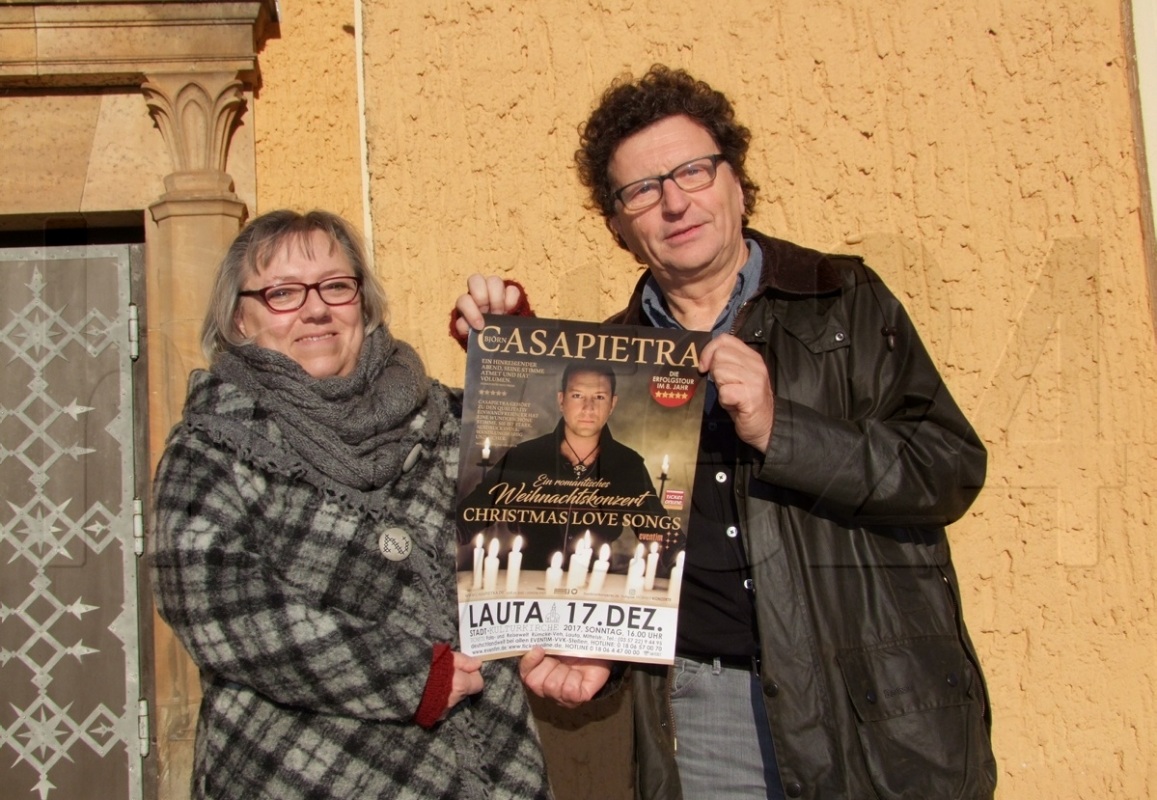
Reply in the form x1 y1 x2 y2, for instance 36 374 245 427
0 245 146 800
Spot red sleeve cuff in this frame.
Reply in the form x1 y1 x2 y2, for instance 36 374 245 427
414 642 454 729
448 279 534 351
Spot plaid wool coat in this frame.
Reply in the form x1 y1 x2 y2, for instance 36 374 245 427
152 368 552 800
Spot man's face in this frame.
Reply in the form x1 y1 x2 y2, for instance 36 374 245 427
558 371 617 439
607 114 747 287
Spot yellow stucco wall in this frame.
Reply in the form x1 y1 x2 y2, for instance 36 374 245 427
252 3 363 222
253 1 1157 797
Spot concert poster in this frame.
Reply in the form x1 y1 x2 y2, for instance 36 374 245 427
455 315 709 663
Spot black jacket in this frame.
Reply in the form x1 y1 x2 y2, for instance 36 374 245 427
612 230 996 800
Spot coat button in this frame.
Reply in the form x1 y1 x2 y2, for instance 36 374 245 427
785 781 803 797
947 672 959 687
402 444 422 472
725 526 739 538
765 681 779 697
865 690 877 704
715 471 727 483
834 331 847 342
743 578 754 591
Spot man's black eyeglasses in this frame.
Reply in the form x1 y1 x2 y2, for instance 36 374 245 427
613 154 726 212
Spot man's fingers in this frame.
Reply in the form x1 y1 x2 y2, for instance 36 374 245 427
520 646 548 682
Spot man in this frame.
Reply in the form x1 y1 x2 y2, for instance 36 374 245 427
455 65 995 800
457 362 677 572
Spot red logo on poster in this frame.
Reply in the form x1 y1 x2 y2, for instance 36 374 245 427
649 373 699 408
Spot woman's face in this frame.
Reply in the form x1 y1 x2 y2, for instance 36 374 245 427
235 229 365 378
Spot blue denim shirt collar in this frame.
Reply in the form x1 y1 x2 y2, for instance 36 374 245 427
640 239 763 337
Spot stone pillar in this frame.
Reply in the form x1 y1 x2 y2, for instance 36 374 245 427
141 70 249 800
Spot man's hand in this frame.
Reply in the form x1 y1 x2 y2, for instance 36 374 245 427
448 650 484 711
453 274 524 338
699 334 775 453
519 646 612 709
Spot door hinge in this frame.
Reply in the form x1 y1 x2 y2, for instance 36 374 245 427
138 698 151 758
128 304 140 361
133 499 145 556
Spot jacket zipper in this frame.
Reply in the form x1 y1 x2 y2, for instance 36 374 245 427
729 296 756 337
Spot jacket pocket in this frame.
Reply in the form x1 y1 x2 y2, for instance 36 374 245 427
836 635 996 799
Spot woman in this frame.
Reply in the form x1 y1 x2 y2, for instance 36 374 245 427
151 210 552 799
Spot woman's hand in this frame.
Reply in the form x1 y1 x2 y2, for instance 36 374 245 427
448 650 484 711
453 275 524 338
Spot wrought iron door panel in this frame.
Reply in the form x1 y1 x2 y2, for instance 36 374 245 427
0 246 143 800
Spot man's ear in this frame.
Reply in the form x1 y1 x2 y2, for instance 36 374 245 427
609 395 619 415
606 217 628 251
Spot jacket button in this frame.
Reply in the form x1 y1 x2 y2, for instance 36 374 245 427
865 690 877 704
947 672 959 687
834 331 847 342
715 471 727 483
785 781 803 797
725 526 739 538
765 681 779 697
743 578 754 591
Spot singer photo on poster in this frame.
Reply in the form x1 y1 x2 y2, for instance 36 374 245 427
455 315 708 664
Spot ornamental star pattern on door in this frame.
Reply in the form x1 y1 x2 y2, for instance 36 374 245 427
1 254 142 800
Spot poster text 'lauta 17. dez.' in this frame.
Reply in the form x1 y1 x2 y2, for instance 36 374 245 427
456 315 708 663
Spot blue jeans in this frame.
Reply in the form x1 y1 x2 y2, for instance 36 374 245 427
670 656 785 800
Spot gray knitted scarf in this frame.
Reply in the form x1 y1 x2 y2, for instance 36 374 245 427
210 327 443 494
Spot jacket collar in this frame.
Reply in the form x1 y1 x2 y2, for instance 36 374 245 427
610 227 843 325
746 228 843 297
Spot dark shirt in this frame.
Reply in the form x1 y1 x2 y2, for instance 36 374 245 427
674 403 759 657
642 241 764 659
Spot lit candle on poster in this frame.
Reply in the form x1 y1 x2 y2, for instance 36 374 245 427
566 534 592 590
667 550 685 598
545 551 564 594
472 533 485 589
505 535 523 593
661 454 670 479
644 541 660 591
483 537 500 592
588 543 611 593
625 543 646 596
481 437 491 461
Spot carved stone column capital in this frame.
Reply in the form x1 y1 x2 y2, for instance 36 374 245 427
142 71 247 178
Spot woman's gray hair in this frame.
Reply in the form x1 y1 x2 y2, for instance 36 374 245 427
200 209 389 364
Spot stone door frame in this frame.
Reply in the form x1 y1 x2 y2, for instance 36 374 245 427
1 3 277 797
